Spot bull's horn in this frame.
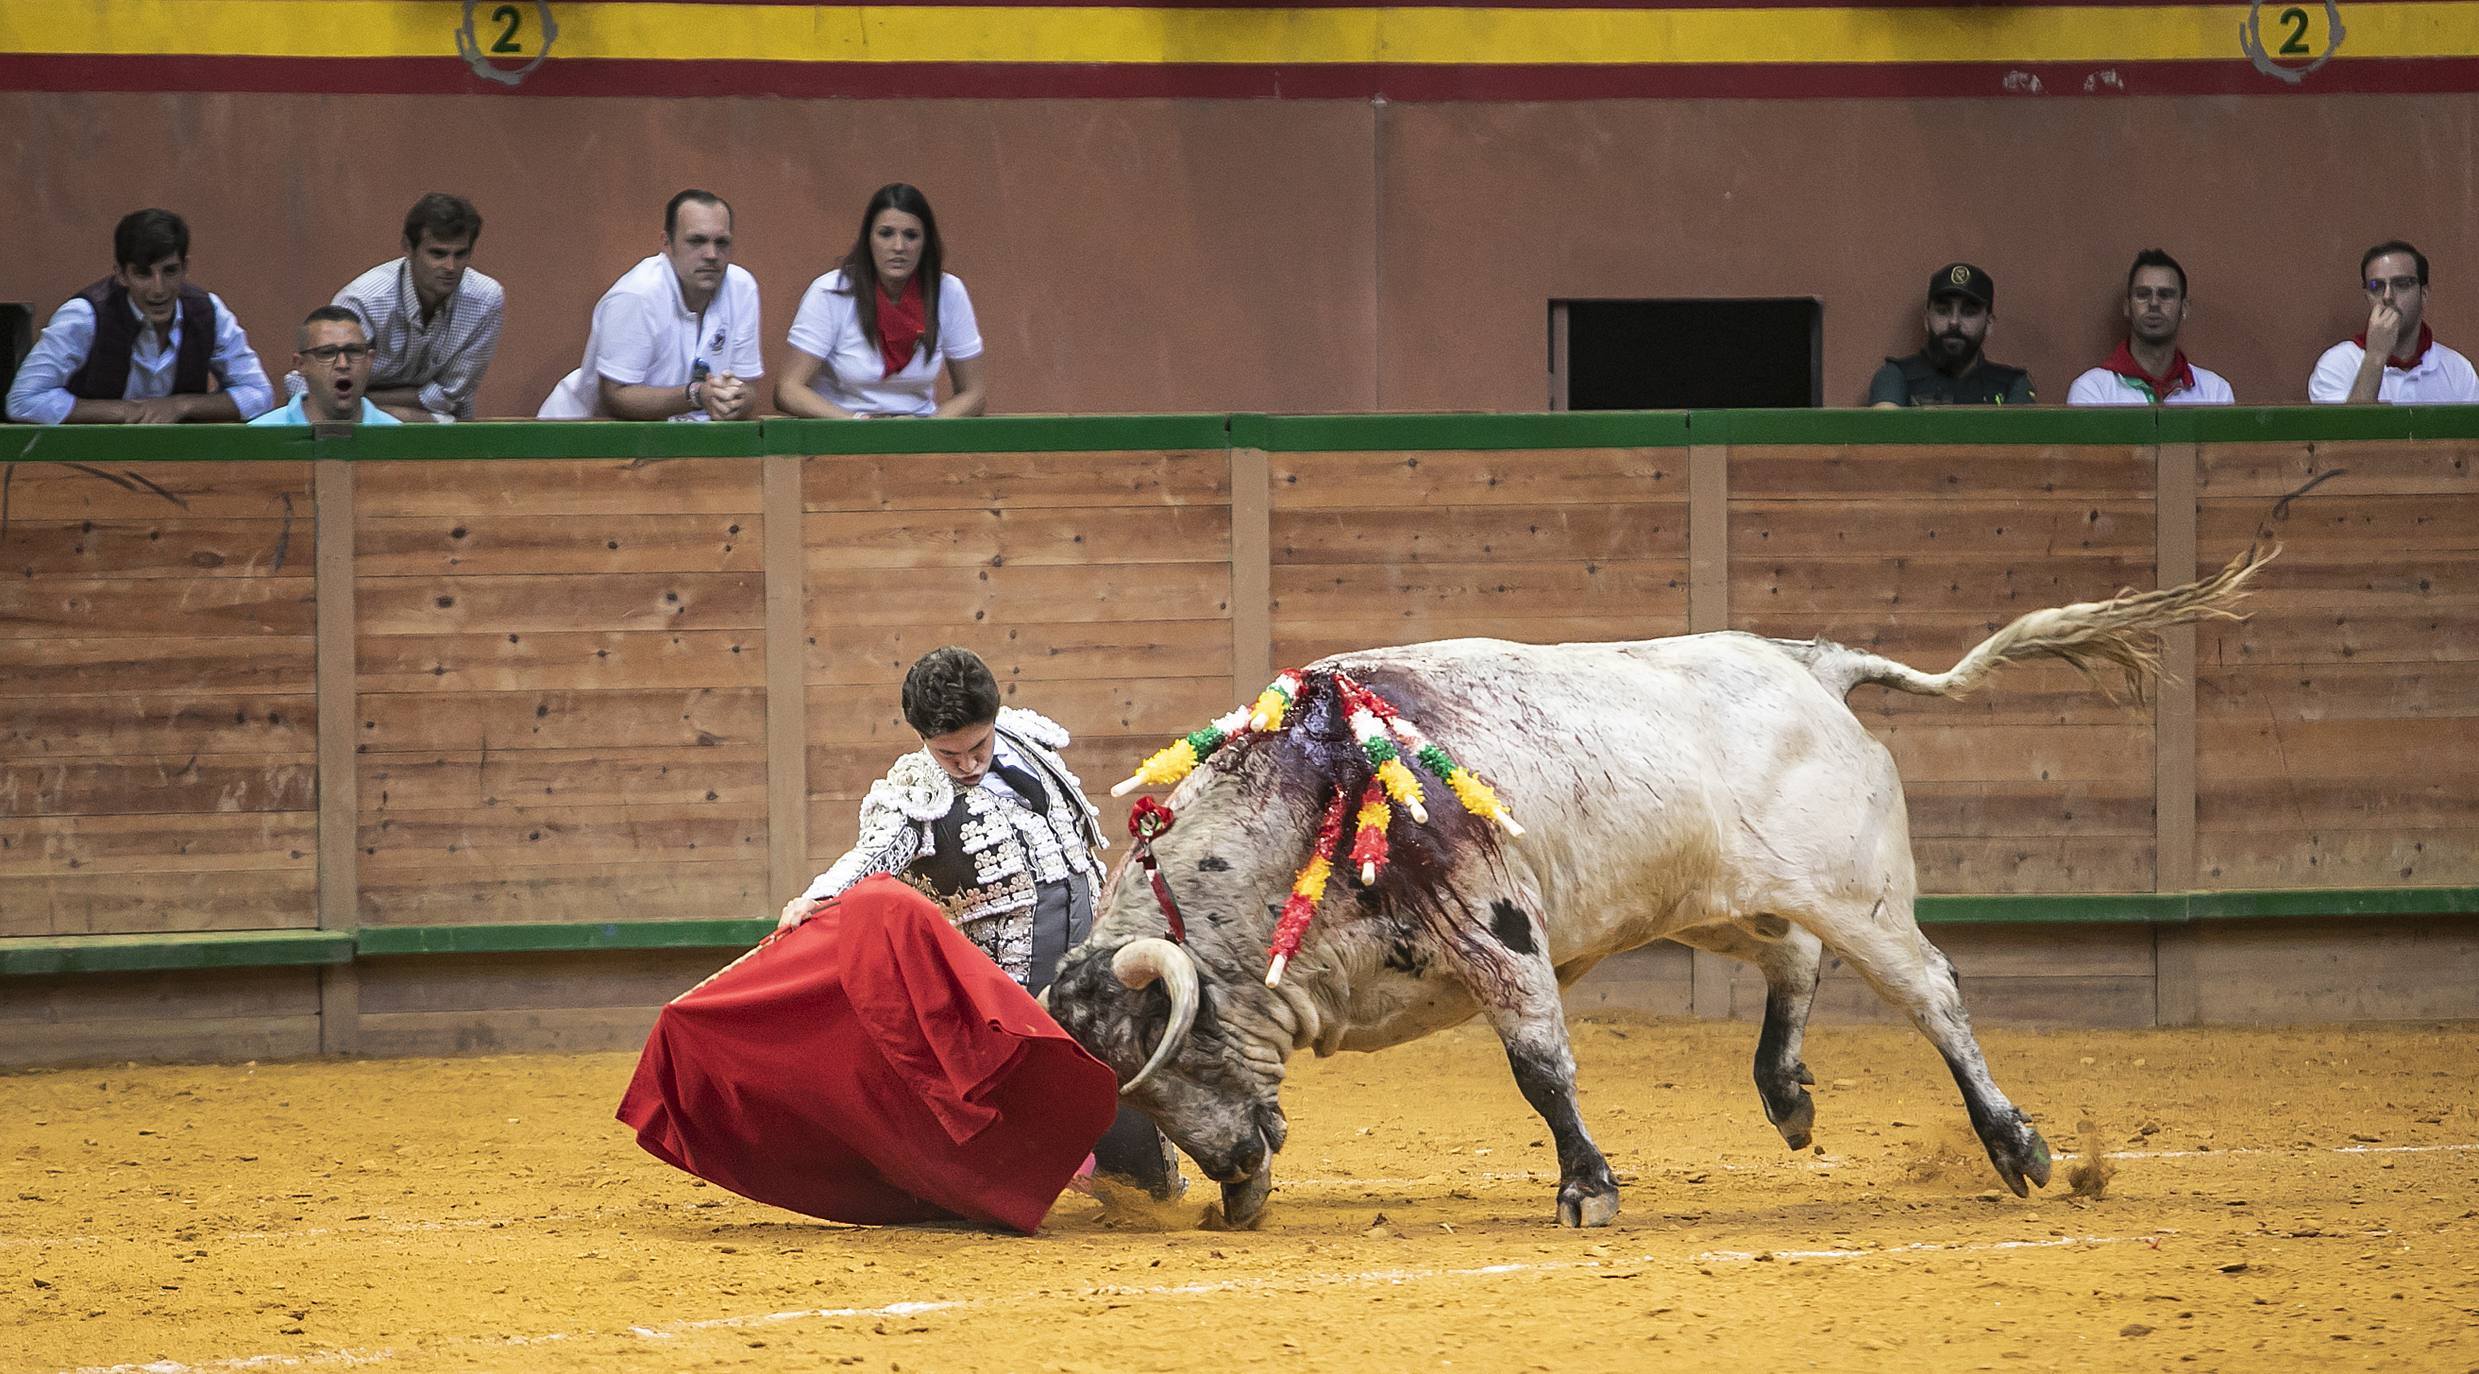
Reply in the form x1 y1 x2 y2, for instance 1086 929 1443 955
1111 937 1199 1095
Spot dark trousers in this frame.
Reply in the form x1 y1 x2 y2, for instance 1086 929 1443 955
1027 873 1181 1196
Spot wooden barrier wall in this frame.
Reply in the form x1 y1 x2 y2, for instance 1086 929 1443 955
3 410 2474 1063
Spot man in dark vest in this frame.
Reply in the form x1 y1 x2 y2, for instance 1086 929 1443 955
6 209 275 425
1867 262 2035 407
779 646 1181 1196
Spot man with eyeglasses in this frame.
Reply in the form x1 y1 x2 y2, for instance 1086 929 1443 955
2309 241 2478 404
247 308 401 426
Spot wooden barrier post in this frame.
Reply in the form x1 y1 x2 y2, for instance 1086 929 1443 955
763 454 810 918
313 456 361 1054
2154 439 2201 1026
1230 446 1273 696
1686 441 1734 1020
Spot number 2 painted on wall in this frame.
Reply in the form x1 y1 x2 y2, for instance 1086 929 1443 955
491 5 525 54
2276 6 2312 54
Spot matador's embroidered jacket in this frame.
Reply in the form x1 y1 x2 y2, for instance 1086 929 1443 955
795 708 1105 983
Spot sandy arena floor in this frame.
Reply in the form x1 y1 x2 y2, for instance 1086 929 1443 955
4 1018 2475 1374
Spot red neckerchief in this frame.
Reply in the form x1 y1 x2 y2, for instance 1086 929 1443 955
2352 323 2434 371
2097 341 2195 403
877 274 925 379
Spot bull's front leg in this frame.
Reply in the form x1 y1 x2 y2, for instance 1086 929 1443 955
1436 894 1620 1227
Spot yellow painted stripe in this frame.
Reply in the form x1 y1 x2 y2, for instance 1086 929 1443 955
4 0 2477 65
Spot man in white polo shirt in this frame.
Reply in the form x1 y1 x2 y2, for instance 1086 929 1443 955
2067 250 2233 406
2309 240 2478 404
538 189 762 421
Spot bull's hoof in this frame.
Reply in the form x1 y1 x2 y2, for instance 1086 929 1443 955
1982 1114 2053 1197
1555 1179 1620 1228
1793 1060 1816 1087
1761 1084 1816 1153
1211 1170 1272 1230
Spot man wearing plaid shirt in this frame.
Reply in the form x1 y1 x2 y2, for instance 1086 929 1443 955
329 193 504 421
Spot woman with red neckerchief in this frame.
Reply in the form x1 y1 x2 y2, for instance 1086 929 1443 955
775 182 990 420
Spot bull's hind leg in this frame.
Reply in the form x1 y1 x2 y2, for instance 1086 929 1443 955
1804 901 2053 1197
1670 918 1825 1149
1433 890 1619 1227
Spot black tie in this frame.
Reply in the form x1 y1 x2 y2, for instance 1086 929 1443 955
991 759 1051 817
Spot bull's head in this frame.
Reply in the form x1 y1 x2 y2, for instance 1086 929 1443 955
1046 932 1292 1226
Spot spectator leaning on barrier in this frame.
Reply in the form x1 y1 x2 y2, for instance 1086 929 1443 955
1868 263 2034 407
328 193 503 422
248 308 401 428
2309 241 2479 404
537 189 762 421
6 209 274 424
775 182 988 420
2067 250 2234 407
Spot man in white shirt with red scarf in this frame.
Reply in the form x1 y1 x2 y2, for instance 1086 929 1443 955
2309 241 2479 404
2067 250 2234 407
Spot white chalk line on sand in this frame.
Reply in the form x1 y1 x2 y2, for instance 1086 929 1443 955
59 1229 2175 1374
12 1140 2472 1255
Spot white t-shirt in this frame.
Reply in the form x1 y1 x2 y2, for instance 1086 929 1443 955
2307 337 2479 404
538 255 763 419
2065 363 2235 406
785 269 982 418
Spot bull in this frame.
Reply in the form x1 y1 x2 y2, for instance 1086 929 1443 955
1044 551 2265 1228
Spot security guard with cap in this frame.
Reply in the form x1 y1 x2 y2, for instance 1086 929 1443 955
1868 262 2035 407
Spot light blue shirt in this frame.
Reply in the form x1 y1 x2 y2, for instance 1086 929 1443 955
5 291 277 425
246 395 403 426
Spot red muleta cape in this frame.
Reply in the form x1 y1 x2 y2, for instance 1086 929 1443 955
615 875 1120 1234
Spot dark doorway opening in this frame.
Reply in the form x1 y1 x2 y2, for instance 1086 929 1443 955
1551 298 1822 410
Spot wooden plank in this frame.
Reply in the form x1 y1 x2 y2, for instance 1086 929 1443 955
1901 781 2154 838
1274 614 1686 668
0 636 314 698
355 513 762 575
0 1015 321 1067
2197 780 2479 830
358 571 765 635
0 693 316 756
811 617 1239 690
1869 723 2154 785
1272 449 1684 509
358 747 767 810
2197 607 2476 665
2153 923 2199 1026
764 452 807 936
1270 504 1682 566
1766 972 2158 1028
1688 445 1727 634
1728 445 2155 500
803 450 1230 512
319 964 359 1055
2156 440 2197 893
1273 560 1687 622
0 517 310 578
353 1006 663 1057
0 755 316 816
315 455 356 967
806 505 1231 569
357 860 769 924
2197 828 2479 889
0 964 319 1022
1729 554 2156 617
1733 499 2155 558
1912 835 2154 894
2197 439 2479 498
2186 918 2479 1022
2185 547 2479 607
355 628 766 693
1230 446 1273 711
0 812 316 876
2198 661 2479 720
358 803 766 871
356 686 766 752
811 561 1231 628
0 576 315 638
355 948 732 1013
2203 492 2479 552
354 457 763 517
807 677 1239 748
0 460 311 519
2196 716 2479 781
0 868 317 937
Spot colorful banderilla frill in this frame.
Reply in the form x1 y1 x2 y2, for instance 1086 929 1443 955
1114 665 1528 988
1266 786 1349 989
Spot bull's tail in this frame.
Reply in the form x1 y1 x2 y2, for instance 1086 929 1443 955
1794 545 2274 703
